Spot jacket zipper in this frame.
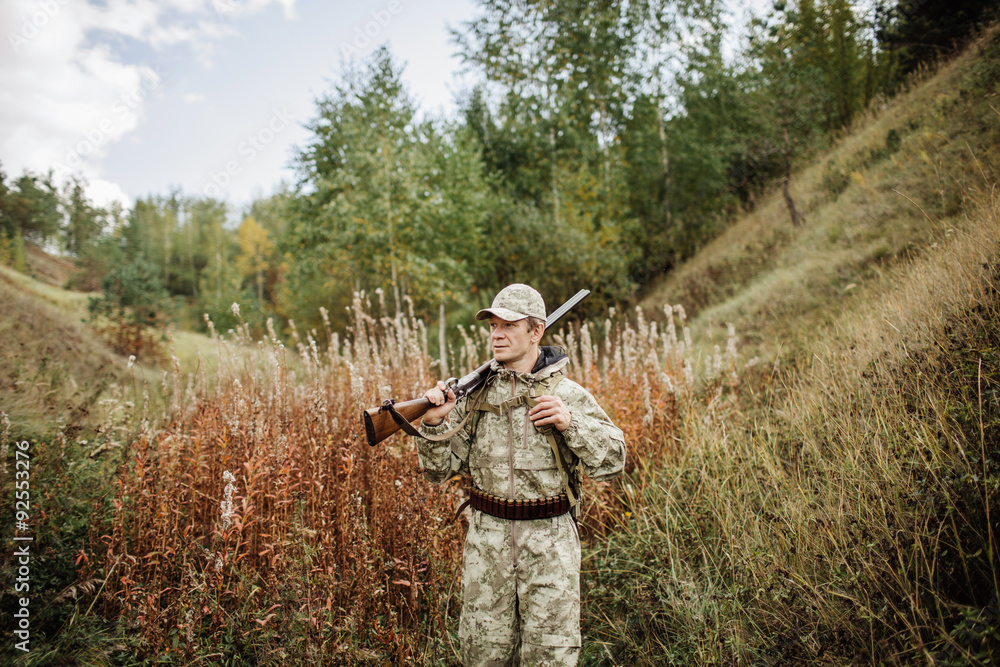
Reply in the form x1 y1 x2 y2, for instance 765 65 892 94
508 374 518 569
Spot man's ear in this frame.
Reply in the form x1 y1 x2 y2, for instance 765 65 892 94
530 322 545 344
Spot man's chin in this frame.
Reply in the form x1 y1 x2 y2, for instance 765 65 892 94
493 352 512 364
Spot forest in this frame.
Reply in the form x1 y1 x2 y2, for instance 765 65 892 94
4 0 993 349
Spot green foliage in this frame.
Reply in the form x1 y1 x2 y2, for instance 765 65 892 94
196 230 245 333
0 169 62 245
877 0 1000 79
285 47 491 332
88 257 172 359
67 236 125 292
451 0 891 295
659 37 764 253
453 0 680 305
62 177 105 256
0 1 923 339
481 197 633 319
0 228 28 272
0 436 122 667
118 194 230 300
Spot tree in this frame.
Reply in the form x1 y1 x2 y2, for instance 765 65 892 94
63 176 104 256
0 166 28 270
68 236 124 292
122 195 180 290
876 0 1000 79
197 247 245 335
235 216 274 303
183 197 229 299
0 228 27 272
454 0 743 299
0 171 62 245
88 257 172 359
285 47 491 332
454 0 645 213
745 3 829 226
68 199 128 291
121 194 231 300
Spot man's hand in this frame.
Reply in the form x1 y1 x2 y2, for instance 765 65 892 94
528 395 572 432
422 380 457 426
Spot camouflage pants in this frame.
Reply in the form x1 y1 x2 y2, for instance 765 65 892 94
459 510 581 667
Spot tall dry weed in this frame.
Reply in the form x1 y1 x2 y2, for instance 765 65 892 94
554 305 745 537
100 294 462 663
97 288 738 663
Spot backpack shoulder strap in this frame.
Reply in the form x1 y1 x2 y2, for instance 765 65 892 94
464 370 496 440
526 373 578 510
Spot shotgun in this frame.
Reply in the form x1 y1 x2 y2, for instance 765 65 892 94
362 289 590 447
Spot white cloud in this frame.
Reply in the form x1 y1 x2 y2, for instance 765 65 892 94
86 177 133 210
213 0 297 20
0 0 295 205
182 92 205 103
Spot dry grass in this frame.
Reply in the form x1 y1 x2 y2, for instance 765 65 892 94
582 26 1000 664
88 288 737 665
0 263 211 442
0 266 125 441
583 190 1000 666
0 262 91 319
24 241 78 289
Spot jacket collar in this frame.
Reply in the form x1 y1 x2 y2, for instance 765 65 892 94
490 345 569 382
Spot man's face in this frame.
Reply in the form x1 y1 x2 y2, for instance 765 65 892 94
489 315 541 369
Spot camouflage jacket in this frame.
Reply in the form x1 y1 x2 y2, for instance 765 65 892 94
418 347 626 500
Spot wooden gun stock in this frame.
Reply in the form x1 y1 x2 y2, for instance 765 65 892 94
362 358 491 447
361 288 591 447
362 397 432 448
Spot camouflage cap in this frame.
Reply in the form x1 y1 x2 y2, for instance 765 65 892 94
475 283 546 322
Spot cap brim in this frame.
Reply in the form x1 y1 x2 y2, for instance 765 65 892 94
475 307 528 321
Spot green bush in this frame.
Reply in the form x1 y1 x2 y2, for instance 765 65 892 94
88 258 172 361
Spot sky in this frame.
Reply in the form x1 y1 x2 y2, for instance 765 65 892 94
0 0 480 212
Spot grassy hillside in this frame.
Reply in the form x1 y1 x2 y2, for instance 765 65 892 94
592 25 1000 665
0 261 227 441
24 242 78 290
641 26 1000 367
0 264 123 441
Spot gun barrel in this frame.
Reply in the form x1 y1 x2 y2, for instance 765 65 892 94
545 289 589 328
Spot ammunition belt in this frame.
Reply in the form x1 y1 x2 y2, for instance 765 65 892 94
469 488 570 521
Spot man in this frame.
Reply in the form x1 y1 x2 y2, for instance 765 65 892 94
419 283 626 666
